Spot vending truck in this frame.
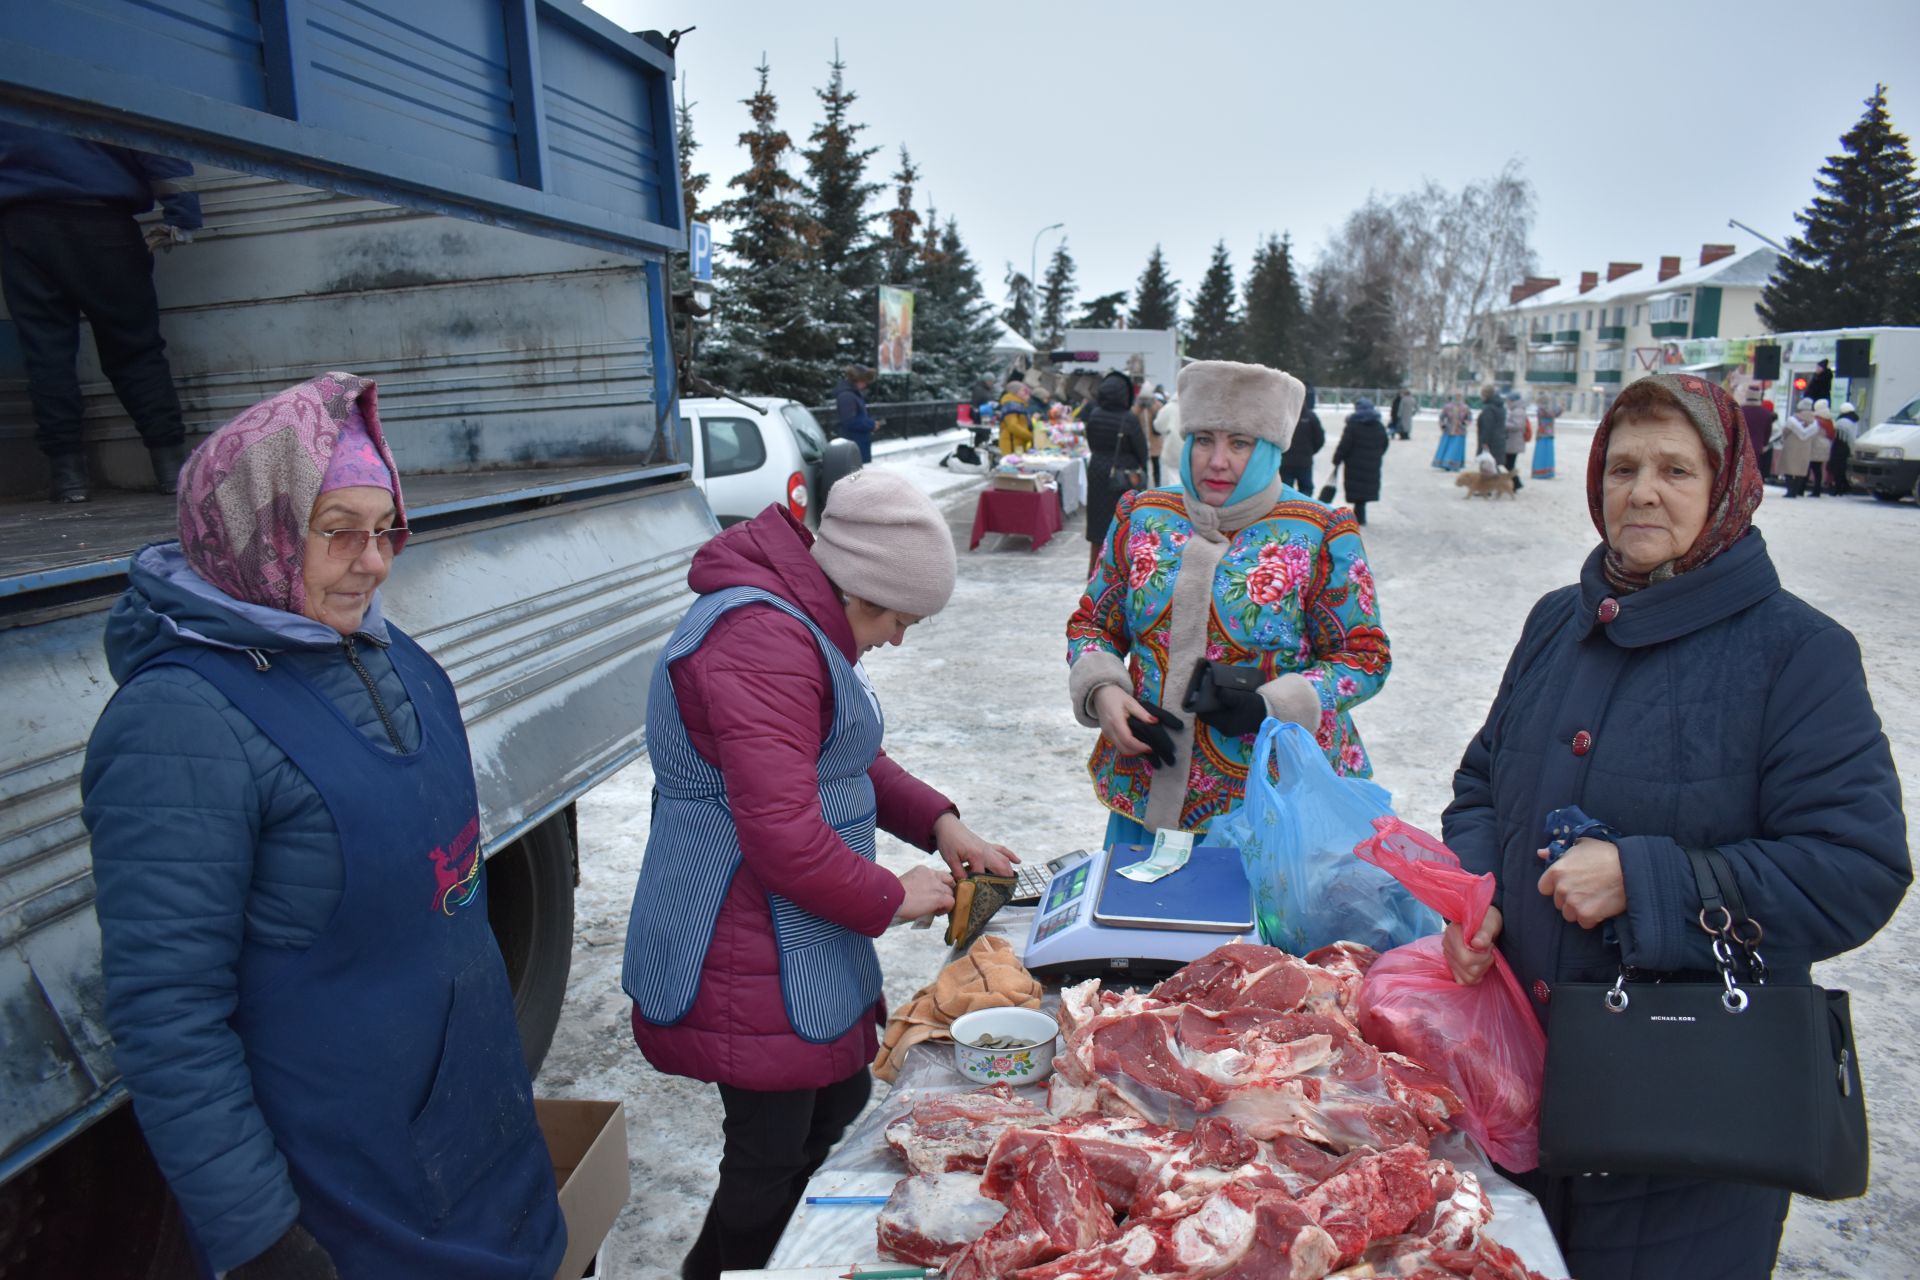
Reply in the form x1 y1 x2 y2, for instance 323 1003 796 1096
0 3 702 1265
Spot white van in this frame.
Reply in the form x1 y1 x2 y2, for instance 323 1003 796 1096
1849 395 1920 504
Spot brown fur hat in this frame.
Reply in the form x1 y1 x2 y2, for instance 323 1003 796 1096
1174 360 1306 451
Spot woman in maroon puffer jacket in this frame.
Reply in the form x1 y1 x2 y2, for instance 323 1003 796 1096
623 470 1018 1280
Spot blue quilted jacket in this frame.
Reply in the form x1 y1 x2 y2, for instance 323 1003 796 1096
82 544 418 1271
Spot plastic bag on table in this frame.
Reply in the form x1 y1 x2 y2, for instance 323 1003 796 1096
1354 817 1546 1171
1209 721 1438 957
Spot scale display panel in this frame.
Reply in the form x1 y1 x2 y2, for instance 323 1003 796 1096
1022 842 1260 982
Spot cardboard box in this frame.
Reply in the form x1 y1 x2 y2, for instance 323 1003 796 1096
990 472 1047 492
538 1099 629 1280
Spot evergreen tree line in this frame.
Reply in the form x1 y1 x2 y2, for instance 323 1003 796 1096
1007 162 1540 394
685 54 999 405
1760 84 1920 333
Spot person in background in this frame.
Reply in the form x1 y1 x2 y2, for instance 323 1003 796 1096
623 471 1017 1280
1443 374 1907 1279
1831 401 1861 494
1805 357 1833 406
1067 360 1389 843
1432 391 1470 471
1084 370 1153 574
1739 395 1776 484
1777 398 1818 497
996 373 1034 455
1531 396 1558 479
1475 384 1510 488
1812 399 1845 496
83 374 565 1279
831 364 878 463
1388 387 1418 441
1280 383 1326 493
1134 386 1164 486
0 123 203 503
1332 396 1390 525
1503 392 1530 483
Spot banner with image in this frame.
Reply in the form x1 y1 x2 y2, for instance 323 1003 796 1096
878 286 914 375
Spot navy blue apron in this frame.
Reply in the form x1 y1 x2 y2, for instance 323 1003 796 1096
623 586 885 1044
144 631 564 1279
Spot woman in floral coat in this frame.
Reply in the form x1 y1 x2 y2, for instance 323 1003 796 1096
1066 360 1391 841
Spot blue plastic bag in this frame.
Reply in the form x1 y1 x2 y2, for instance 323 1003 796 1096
1209 720 1440 955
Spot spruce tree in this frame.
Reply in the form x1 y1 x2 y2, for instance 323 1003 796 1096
1073 290 1129 328
1129 245 1180 331
1298 265 1345 386
670 82 712 363
1337 271 1401 388
801 48 884 372
1002 266 1035 341
881 146 921 287
1038 240 1078 347
1242 233 1304 372
705 60 831 401
903 215 1000 399
1187 240 1242 360
1760 84 1920 331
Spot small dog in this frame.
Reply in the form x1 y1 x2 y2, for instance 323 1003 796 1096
1455 470 1518 499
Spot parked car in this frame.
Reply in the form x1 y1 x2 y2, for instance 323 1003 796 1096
678 396 859 525
1849 396 1920 504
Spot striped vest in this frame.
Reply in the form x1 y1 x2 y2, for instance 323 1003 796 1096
622 586 885 1043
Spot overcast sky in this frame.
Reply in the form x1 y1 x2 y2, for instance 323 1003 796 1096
590 0 1920 312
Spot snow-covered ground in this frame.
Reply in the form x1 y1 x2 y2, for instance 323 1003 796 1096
537 414 1920 1279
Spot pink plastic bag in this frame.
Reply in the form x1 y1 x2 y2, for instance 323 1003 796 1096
1353 817 1546 1171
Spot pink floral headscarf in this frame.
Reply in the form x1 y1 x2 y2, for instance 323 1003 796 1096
176 373 406 617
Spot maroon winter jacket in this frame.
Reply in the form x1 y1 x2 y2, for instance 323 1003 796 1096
632 506 956 1090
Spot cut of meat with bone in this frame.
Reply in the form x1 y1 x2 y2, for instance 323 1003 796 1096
947 1186 1053 1280
875 1173 1008 1268
1020 1137 1121 1254
1014 1184 1341 1280
1412 1163 1493 1253
1296 1144 1438 1267
983 1116 1182 1212
951 1137 1118 1280
885 1083 1052 1173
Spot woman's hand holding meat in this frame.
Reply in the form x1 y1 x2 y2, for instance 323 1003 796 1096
894 865 956 924
932 812 1020 879
1536 838 1626 928
1441 905 1502 985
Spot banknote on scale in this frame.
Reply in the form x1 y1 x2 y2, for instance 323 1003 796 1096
1117 828 1194 883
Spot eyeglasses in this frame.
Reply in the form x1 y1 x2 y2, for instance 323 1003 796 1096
312 527 408 560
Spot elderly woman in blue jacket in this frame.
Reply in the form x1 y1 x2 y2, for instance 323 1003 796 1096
1441 374 1909 1280
82 374 563 1279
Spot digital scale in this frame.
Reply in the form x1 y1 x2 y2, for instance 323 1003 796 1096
1021 843 1259 984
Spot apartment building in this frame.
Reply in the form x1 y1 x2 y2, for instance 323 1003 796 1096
1473 244 1780 414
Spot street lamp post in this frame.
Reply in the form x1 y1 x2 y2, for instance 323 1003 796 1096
1029 221 1064 345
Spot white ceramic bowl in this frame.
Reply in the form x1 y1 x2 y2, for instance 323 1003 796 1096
949 1007 1059 1085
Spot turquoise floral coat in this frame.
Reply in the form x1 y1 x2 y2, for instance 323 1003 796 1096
1066 487 1390 832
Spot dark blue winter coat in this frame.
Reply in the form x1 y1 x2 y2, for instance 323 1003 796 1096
1444 528 1908 1279
82 544 418 1269
0 123 203 228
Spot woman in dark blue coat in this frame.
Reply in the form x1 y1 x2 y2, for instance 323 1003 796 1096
1441 374 1909 1280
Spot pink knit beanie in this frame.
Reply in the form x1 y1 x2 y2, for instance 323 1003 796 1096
811 469 956 617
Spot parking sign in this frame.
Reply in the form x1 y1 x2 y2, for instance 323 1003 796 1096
690 221 712 283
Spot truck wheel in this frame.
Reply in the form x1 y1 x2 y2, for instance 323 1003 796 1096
486 811 577 1076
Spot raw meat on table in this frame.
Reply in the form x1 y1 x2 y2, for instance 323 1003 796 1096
884 1081 1052 1173
875 1172 1007 1268
948 1136 1117 1279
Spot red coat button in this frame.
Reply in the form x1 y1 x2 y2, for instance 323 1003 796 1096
1571 730 1593 756
1597 597 1620 623
1532 980 1552 1004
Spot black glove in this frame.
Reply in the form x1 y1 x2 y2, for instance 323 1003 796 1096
1189 663 1269 738
228 1224 339 1280
1126 700 1185 770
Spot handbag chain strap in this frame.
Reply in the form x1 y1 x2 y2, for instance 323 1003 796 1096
1686 847 1769 1002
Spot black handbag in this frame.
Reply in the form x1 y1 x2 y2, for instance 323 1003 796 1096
1317 464 1340 504
1110 432 1146 492
1538 849 1869 1199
